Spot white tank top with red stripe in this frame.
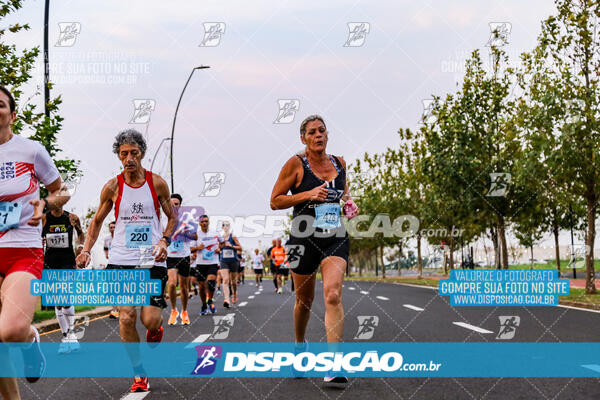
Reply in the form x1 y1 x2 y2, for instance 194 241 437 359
108 170 165 267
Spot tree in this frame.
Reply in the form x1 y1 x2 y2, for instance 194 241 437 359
0 0 80 189
519 0 600 293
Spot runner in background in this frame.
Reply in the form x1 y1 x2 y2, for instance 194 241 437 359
266 239 277 292
219 221 241 307
191 215 223 315
166 194 197 326
238 251 246 285
42 206 85 353
271 238 286 294
103 221 119 319
251 248 264 286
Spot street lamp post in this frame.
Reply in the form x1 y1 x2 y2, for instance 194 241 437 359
169 66 210 192
44 0 50 118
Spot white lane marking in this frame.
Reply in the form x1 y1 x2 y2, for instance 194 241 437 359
453 322 493 334
348 287 356 291
360 291 369 295
248 296 255 299
121 393 150 400
403 304 424 311
184 333 211 349
254 291 260 295
238 302 248 307
557 304 600 314
376 296 389 301
395 282 438 290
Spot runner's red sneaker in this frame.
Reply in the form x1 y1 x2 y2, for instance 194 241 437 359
146 326 163 348
130 376 149 392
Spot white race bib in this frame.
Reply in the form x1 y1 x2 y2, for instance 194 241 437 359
46 232 69 248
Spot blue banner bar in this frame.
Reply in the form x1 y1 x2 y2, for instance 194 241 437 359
4 342 600 377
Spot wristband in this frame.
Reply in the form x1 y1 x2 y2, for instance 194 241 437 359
161 236 171 245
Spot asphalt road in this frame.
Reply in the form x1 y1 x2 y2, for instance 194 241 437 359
18 278 600 400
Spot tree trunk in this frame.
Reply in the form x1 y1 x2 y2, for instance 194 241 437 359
497 214 509 269
491 227 500 269
553 220 561 274
530 245 534 270
585 195 597 294
358 250 364 277
380 245 386 279
449 235 455 270
417 233 423 279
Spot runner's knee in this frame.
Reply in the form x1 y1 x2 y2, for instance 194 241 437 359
0 322 31 343
207 279 217 292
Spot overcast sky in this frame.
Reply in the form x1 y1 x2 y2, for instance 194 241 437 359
4 0 562 260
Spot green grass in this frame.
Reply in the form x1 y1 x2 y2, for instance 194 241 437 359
562 288 600 306
33 305 96 323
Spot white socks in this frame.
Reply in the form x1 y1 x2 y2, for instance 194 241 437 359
56 306 75 335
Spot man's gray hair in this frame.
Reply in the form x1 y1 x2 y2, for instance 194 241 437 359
300 114 326 136
112 129 147 156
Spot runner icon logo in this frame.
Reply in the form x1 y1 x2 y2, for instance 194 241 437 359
191 345 223 375
285 245 305 270
55 22 81 47
273 99 300 124
354 316 379 340
199 172 226 197
210 314 235 339
199 22 226 47
344 22 370 47
487 22 512 47
129 99 156 124
73 316 90 340
496 316 520 340
422 99 437 124
487 173 511 197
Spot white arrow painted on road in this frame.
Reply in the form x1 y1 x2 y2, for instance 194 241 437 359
238 302 248 307
254 291 260 295
348 287 356 291
582 364 600 373
376 296 389 301
403 304 424 311
248 296 255 299
453 322 493 334
184 333 211 349
121 392 150 400
360 291 369 295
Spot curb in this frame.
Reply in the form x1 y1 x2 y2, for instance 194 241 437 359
35 306 113 334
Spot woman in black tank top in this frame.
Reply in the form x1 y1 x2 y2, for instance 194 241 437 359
270 115 359 384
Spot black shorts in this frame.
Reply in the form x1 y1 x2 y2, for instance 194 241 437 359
195 264 219 281
220 260 239 272
286 233 350 275
278 268 289 277
270 266 279 275
253 268 263 275
106 264 167 308
167 256 191 277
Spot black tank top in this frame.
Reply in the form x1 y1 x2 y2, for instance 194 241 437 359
291 153 346 219
42 211 76 268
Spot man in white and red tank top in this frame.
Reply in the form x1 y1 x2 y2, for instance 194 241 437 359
76 129 176 394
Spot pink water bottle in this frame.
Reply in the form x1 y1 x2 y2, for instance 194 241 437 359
343 199 359 219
